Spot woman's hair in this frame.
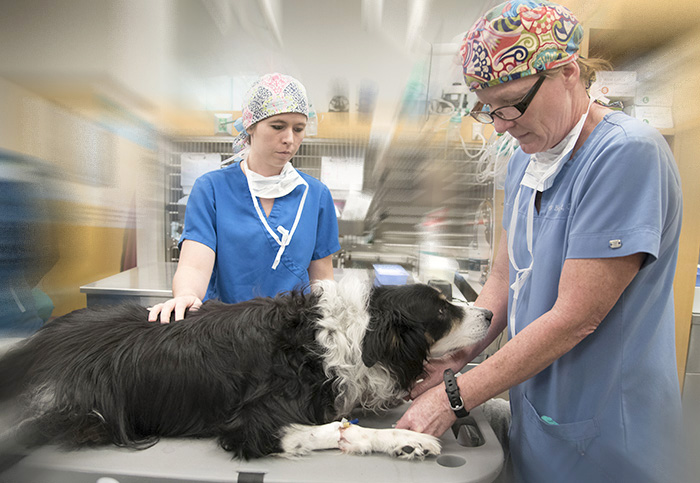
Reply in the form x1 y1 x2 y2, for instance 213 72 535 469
578 57 613 89
543 57 613 90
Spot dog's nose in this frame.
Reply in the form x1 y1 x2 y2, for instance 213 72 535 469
483 309 493 324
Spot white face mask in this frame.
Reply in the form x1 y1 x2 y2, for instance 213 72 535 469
243 160 306 199
521 97 595 192
242 160 309 270
507 97 594 338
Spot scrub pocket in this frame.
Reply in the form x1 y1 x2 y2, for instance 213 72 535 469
515 393 606 482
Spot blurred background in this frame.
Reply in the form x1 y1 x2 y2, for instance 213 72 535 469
0 0 698 424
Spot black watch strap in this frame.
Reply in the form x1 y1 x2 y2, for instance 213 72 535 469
443 368 469 418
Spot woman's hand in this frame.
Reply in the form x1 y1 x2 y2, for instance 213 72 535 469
148 295 202 323
150 240 213 323
395 384 456 438
409 347 477 400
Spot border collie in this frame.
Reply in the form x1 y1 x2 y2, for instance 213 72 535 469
0 278 491 460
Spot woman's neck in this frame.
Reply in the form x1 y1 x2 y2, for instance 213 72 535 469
572 100 611 155
245 155 284 177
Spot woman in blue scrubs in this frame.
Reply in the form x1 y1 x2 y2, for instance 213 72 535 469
149 73 340 322
396 2 684 482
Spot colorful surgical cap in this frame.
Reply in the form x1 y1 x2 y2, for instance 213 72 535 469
231 73 309 156
461 0 584 91
241 73 308 129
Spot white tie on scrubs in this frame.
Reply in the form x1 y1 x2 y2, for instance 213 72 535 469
507 98 594 338
242 160 309 270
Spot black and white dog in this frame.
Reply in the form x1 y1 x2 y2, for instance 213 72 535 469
0 278 491 460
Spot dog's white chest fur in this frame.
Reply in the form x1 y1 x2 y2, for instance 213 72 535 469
313 277 404 416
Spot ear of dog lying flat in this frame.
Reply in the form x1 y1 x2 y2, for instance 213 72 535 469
0 277 490 460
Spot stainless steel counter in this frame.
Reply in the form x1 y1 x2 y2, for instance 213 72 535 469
79 263 478 308
80 263 177 307
682 286 700 451
79 265 377 307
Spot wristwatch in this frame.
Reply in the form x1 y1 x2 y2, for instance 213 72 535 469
443 368 469 418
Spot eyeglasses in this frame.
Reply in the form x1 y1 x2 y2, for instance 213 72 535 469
470 75 546 124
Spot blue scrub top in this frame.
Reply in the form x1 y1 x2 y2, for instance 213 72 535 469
503 112 683 482
181 161 340 303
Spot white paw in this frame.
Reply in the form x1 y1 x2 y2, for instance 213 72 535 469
390 430 441 460
339 426 441 459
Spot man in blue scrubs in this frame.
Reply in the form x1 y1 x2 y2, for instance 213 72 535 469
396 2 684 481
149 73 340 321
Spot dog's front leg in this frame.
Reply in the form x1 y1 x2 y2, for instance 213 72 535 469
279 421 345 457
279 422 441 459
339 424 441 459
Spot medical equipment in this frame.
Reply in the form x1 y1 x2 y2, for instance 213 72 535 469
306 105 318 136
441 82 470 112
475 131 519 185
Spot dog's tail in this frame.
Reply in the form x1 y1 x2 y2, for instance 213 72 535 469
0 339 37 402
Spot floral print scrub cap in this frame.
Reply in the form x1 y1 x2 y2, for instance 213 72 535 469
461 0 584 91
232 73 309 155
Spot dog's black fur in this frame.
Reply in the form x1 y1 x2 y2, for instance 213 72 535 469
0 283 474 459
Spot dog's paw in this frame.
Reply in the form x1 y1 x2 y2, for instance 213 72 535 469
339 426 441 459
389 431 441 460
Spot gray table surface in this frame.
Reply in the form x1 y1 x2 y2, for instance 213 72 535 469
0 403 503 483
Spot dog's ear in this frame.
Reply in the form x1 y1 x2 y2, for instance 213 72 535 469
361 290 430 389
361 309 404 369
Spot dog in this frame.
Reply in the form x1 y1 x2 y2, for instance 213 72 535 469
0 277 491 460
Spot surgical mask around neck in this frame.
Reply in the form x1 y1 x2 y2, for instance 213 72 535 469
243 159 304 199
507 97 594 338
242 159 309 270
521 97 595 192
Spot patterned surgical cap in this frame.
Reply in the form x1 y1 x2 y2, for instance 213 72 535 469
242 73 308 129
461 0 584 91
231 73 309 156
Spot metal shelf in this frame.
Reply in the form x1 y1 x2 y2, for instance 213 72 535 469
163 135 494 267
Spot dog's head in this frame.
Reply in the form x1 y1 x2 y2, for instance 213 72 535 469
361 284 492 390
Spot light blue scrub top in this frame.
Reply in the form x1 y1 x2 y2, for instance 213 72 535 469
503 112 683 482
181 161 340 303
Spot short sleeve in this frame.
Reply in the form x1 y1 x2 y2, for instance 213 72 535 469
312 185 341 260
180 175 217 252
566 135 671 264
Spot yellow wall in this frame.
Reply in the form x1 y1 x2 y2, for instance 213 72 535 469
0 78 152 318
672 122 700 386
40 216 129 316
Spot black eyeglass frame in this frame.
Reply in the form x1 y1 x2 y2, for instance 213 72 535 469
470 75 546 124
